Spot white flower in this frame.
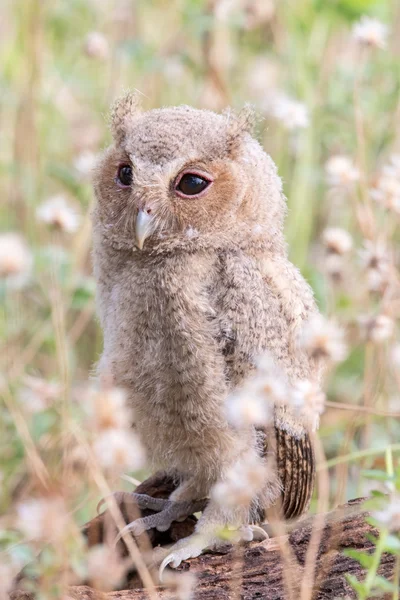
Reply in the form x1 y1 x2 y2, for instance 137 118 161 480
84 32 109 60
322 228 353 255
162 570 196 600
211 452 267 509
74 150 98 178
87 545 128 591
297 314 348 363
93 429 145 472
325 156 360 188
352 16 388 49
390 344 400 370
0 232 32 289
16 496 70 542
290 379 326 430
18 376 62 414
36 195 81 233
370 162 400 214
84 385 133 431
226 353 287 428
164 57 186 82
266 93 309 130
372 493 400 531
358 314 395 344
359 240 391 292
226 391 272 428
0 562 18 599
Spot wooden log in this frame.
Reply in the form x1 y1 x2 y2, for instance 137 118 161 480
11 479 396 600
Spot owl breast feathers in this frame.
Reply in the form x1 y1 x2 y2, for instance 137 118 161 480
92 94 321 523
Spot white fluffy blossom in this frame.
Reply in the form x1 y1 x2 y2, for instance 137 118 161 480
87 545 128 591
16 496 70 542
0 232 32 289
226 391 272 429
359 240 391 292
290 379 326 430
390 344 400 370
93 429 145 472
298 314 348 363
358 314 395 344
370 156 400 214
322 228 353 280
211 452 267 509
352 16 388 49
18 376 62 414
322 228 353 255
226 352 287 428
0 562 18 599
162 570 196 600
84 385 133 431
325 155 360 189
372 493 400 531
36 195 81 233
84 31 109 60
266 93 309 130
74 150 98 178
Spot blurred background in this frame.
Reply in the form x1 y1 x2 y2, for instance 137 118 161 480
1 0 400 589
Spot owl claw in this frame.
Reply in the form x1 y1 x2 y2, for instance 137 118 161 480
158 534 206 581
97 491 170 516
240 524 268 542
157 526 269 580
113 497 208 544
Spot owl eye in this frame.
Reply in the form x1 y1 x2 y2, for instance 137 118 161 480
116 164 133 187
176 173 211 197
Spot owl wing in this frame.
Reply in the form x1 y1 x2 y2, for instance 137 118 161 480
216 251 319 519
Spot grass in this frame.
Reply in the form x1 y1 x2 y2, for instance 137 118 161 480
1 0 400 597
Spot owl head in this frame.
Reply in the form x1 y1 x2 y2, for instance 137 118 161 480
93 93 286 255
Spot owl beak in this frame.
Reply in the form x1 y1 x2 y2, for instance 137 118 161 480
135 209 154 250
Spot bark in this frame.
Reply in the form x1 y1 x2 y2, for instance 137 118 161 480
11 475 396 600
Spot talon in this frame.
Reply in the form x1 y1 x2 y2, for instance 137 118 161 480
240 526 254 542
159 556 175 582
250 525 268 541
114 520 145 544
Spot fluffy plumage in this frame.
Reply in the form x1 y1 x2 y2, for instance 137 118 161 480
92 94 321 569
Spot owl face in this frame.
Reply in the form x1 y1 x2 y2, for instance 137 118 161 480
93 96 285 254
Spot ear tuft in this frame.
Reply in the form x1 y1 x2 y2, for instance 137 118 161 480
223 104 258 154
109 91 142 144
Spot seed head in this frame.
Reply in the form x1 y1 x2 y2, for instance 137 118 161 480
16 496 70 542
36 195 81 233
0 233 32 289
266 93 309 130
298 314 348 363
325 155 359 189
84 32 109 60
87 545 128 591
322 228 353 255
211 453 267 509
352 16 388 49
84 385 132 431
290 379 326 430
358 314 395 344
93 428 145 472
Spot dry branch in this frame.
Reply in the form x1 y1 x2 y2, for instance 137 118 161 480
11 476 395 600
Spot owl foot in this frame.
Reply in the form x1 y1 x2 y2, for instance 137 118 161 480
114 497 207 542
97 491 170 516
157 525 268 580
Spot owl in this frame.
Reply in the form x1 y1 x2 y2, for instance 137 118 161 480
92 93 321 576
